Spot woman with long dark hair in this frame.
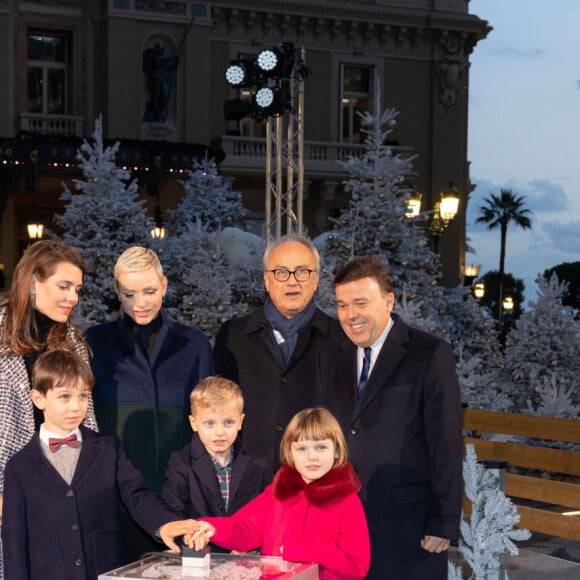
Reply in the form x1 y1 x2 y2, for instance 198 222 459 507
0 240 98 578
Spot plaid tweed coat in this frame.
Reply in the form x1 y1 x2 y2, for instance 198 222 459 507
0 307 98 494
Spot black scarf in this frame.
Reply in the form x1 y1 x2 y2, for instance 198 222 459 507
264 296 317 366
124 313 163 360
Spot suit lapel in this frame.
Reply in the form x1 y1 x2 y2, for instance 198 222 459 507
229 453 249 501
71 428 101 485
27 435 68 485
190 436 222 499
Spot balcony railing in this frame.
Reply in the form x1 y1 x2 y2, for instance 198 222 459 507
20 114 84 137
220 134 412 178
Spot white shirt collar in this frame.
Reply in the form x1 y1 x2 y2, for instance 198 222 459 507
358 317 395 370
39 424 82 447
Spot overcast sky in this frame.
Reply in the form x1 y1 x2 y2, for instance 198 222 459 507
466 0 580 306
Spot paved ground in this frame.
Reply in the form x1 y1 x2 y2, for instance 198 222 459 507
519 532 580 564
450 533 580 579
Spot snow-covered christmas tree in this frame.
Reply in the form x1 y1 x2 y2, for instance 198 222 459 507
56 116 155 325
166 153 246 233
164 221 250 343
162 153 262 316
503 273 580 410
318 100 440 312
449 444 530 579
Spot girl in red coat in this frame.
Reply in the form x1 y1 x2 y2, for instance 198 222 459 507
190 407 370 579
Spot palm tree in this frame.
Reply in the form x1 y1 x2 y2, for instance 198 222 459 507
476 189 532 319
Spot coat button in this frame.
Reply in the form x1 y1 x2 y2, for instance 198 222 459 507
281 378 288 384
350 426 359 435
66 490 74 497
75 559 82 566
275 424 284 432
72 524 79 531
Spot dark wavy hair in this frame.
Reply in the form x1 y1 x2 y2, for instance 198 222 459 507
0 240 86 356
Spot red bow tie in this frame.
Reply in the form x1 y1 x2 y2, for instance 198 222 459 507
48 433 79 453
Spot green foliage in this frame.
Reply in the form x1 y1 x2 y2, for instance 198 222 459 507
543 261 580 313
475 189 532 310
477 270 525 325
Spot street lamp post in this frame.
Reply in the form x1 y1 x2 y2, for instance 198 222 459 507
406 182 460 251
463 263 481 286
500 295 515 348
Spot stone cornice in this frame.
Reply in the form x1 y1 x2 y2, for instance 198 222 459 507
211 3 489 54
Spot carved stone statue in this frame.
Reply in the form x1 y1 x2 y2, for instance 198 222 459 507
143 41 182 123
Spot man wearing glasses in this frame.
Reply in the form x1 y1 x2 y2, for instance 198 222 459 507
213 234 343 477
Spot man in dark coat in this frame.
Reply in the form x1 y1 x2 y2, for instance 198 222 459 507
214 234 344 477
316 256 463 580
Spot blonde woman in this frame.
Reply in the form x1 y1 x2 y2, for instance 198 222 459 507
85 246 213 559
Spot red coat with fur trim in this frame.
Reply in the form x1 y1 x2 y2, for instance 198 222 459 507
201 463 370 579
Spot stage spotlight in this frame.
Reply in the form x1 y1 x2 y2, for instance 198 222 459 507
225 63 246 86
255 87 275 109
252 84 292 117
257 49 278 72
256 44 295 79
225 58 257 88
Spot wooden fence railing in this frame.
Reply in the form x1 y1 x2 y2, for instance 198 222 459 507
463 408 580 541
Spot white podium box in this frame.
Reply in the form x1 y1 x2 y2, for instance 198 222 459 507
98 552 319 579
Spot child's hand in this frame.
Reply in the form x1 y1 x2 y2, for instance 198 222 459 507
159 519 200 552
185 521 215 551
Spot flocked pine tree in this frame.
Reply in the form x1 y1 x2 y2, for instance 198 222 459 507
56 116 155 326
448 444 530 579
503 273 580 410
163 153 263 313
525 373 580 420
318 103 440 313
164 221 249 344
166 153 246 233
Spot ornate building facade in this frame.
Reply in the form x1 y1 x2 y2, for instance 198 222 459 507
0 0 490 287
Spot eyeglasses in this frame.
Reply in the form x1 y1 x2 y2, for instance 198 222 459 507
267 268 317 282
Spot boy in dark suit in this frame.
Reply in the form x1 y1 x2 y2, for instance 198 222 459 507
162 376 266 552
1 350 198 580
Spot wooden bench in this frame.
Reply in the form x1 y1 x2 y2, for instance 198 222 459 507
463 408 580 541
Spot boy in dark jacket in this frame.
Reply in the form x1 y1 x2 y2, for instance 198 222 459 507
162 376 266 551
1 350 197 580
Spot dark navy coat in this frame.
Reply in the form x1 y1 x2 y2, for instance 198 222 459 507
86 309 214 492
316 315 463 580
213 305 344 477
162 432 267 552
1 427 179 580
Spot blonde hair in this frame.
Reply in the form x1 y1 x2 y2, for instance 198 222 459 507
114 246 164 286
190 376 244 415
279 407 348 469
